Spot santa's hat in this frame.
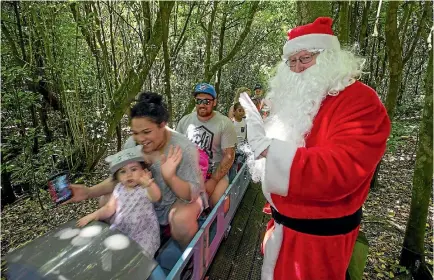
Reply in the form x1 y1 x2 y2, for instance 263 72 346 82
283 17 340 58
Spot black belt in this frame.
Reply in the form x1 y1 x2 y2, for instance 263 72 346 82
271 206 362 236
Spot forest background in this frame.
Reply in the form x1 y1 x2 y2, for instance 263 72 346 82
1 1 433 279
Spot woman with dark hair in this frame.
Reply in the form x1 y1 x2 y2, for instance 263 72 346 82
65 92 206 248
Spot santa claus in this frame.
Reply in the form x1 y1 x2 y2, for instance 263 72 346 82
239 17 391 280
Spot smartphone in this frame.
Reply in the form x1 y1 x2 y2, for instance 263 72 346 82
48 172 72 204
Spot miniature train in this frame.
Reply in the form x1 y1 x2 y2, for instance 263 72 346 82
6 162 251 280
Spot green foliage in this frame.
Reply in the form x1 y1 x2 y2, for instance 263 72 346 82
386 119 419 154
0 1 429 206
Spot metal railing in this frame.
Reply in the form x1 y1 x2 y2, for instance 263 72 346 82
166 162 251 280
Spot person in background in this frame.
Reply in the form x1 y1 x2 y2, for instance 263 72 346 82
232 102 247 144
228 87 251 120
251 83 271 119
77 146 161 258
177 83 237 209
229 102 247 181
252 83 264 100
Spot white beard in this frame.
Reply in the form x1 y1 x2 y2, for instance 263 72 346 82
265 62 329 145
245 49 364 182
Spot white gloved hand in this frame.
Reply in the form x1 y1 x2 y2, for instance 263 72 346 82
239 92 272 159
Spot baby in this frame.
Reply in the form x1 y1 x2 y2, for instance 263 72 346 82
77 145 161 258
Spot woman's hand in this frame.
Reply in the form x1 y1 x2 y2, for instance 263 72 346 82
62 184 89 205
77 213 96 227
139 169 154 188
160 145 182 183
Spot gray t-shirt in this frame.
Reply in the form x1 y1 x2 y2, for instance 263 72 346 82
176 111 237 166
123 129 205 226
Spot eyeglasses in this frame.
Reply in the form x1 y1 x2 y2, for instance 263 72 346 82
195 98 213 105
285 52 319 68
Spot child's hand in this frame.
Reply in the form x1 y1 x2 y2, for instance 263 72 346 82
77 214 95 227
139 169 154 188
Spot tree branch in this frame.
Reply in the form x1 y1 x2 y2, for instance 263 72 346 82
398 2 415 46
204 1 218 79
207 1 260 80
403 2 429 65
171 2 195 59
69 2 99 59
1 21 23 65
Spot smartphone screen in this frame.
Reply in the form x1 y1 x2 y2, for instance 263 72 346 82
48 173 72 204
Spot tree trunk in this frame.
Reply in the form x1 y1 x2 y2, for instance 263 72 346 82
338 1 349 46
398 2 415 48
39 101 52 143
1 148 16 209
399 43 433 277
296 1 331 25
171 2 195 61
369 2 404 191
365 36 377 86
349 1 358 44
204 1 218 81
413 66 424 106
1 170 16 208
109 1 119 87
384 1 403 120
369 163 382 190
398 56 415 107
402 1 429 66
116 125 122 152
93 2 114 99
215 6 228 100
359 1 371 55
142 1 152 44
30 104 39 154
161 1 174 126
13 2 27 61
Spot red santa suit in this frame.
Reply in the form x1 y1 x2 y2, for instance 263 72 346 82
261 81 390 280
240 18 391 280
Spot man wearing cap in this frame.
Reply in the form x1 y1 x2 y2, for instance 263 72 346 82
177 83 237 209
251 83 271 119
253 83 264 99
239 17 391 280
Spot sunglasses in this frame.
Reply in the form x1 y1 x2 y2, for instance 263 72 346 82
195 98 213 105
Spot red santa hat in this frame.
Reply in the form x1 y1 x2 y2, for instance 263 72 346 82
283 17 341 57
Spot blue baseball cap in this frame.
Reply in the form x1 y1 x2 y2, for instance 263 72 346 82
193 83 216 99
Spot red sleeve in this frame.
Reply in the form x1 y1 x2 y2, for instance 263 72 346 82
287 90 391 201
263 87 391 201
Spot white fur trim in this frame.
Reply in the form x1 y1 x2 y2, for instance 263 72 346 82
261 223 284 280
283 34 340 57
264 139 297 196
262 191 277 209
